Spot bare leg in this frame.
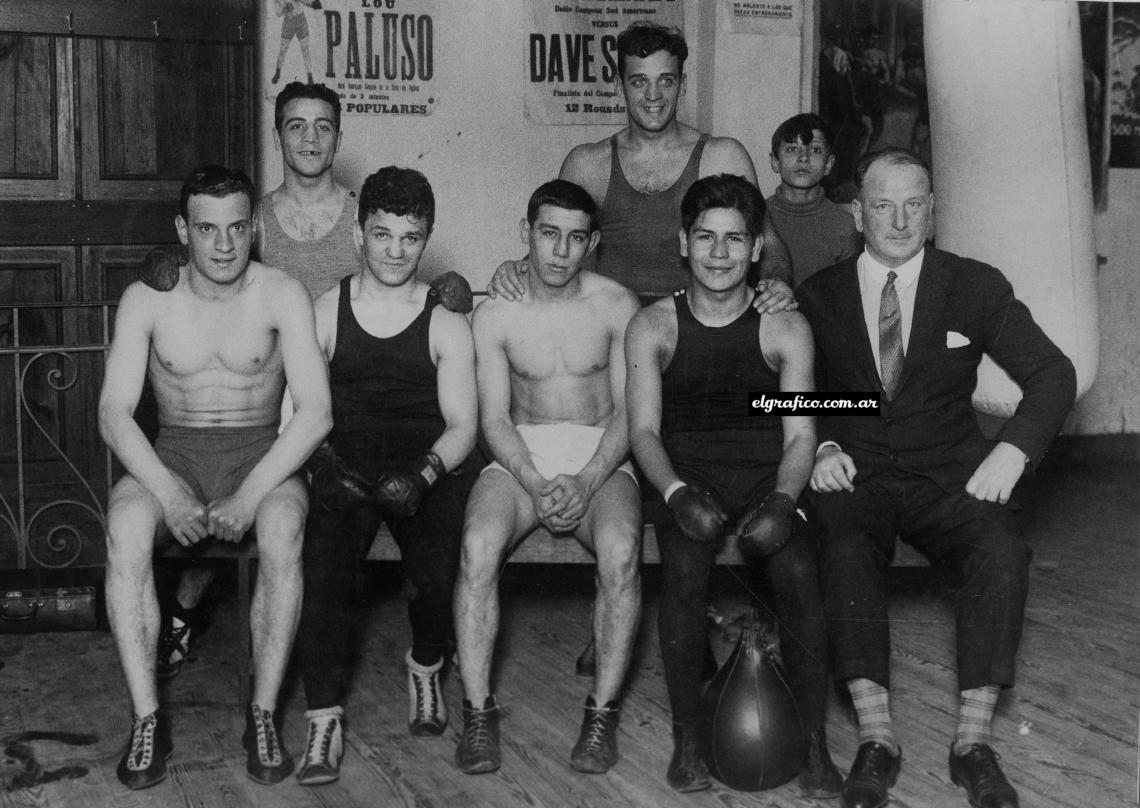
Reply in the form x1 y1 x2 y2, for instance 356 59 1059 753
577 474 642 705
453 471 535 704
105 476 166 717
249 478 307 709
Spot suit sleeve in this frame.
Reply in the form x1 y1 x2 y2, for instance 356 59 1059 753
978 268 1076 468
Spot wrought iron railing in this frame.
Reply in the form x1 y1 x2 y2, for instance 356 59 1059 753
0 301 118 570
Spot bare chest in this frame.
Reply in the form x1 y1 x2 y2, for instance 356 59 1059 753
151 304 280 379
505 310 612 381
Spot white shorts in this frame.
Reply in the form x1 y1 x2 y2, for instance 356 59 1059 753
483 423 637 486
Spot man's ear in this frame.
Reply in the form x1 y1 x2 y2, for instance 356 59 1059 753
519 218 530 246
587 230 601 255
175 215 189 246
769 154 781 176
272 128 281 153
824 153 836 177
352 220 363 251
679 228 689 258
750 236 764 263
851 199 864 233
679 72 688 98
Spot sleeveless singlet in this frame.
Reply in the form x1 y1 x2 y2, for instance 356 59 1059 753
258 191 359 299
661 290 783 478
596 134 708 296
328 277 444 470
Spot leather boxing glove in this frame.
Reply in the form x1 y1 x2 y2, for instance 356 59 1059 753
374 451 447 519
667 485 728 544
138 246 187 292
306 442 372 515
428 271 474 314
734 490 797 558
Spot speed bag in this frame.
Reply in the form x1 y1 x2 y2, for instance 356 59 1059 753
696 616 806 791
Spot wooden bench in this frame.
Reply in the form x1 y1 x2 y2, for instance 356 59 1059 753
163 524 927 705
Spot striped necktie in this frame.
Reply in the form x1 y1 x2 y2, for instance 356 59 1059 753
878 270 904 399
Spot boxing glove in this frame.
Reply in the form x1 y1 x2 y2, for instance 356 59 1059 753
306 442 372 515
138 246 187 292
734 491 797 558
374 451 447 519
428 271 474 314
667 485 728 544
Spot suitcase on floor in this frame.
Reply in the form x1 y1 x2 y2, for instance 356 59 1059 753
0 587 97 633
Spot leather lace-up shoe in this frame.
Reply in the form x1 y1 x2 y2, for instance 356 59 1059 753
799 727 843 798
570 696 620 773
406 650 447 736
842 741 902 808
455 696 500 774
116 710 173 790
157 612 193 679
666 722 711 793
949 743 1020 808
296 707 344 786
242 703 294 784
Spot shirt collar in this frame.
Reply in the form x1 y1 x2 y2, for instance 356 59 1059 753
858 246 925 290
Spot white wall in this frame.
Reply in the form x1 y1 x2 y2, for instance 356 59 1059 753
256 2 807 289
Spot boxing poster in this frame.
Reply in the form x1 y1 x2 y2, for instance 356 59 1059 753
525 0 684 125
262 0 439 117
727 0 802 37
1109 3 1140 167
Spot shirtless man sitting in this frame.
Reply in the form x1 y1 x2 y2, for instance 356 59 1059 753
99 165 332 790
453 180 641 776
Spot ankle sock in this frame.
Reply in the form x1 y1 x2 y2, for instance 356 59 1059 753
954 685 999 754
848 677 898 754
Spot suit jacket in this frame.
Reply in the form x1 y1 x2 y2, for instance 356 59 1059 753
797 247 1077 490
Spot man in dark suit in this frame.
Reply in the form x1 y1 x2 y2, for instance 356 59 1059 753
797 147 1076 808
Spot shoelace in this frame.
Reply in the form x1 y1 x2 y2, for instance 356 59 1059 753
463 708 492 751
411 669 438 720
958 745 1009 790
253 707 282 765
580 707 616 751
159 618 191 663
128 714 157 769
304 717 337 766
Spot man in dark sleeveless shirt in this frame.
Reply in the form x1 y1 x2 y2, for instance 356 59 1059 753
488 22 795 305
626 174 840 796
293 167 480 785
453 180 642 778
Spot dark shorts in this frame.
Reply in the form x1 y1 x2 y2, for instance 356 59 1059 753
280 9 309 40
154 425 278 504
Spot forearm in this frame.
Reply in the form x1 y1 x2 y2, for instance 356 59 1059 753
428 423 477 472
576 420 630 499
630 428 682 499
484 417 545 495
237 406 331 504
772 433 815 501
100 411 182 500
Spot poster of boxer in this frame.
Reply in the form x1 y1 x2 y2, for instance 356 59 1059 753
524 0 683 125
1109 2 1140 167
265 0 439 117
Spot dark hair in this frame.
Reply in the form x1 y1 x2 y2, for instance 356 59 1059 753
179 164 255 220
616 22 688 79
526 179 599 232
680 174 766 238
770 112 835 157
274 81 341 132
854 147 932 193
357 166 435 234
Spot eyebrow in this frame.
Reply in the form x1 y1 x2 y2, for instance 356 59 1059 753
283 116 336 126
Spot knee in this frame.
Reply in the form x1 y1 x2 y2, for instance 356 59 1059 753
961 528 1030 589
457 525 506 589
105 504 159 570
596 538 641 594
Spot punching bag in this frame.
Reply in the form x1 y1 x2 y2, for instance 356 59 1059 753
925 0 1099 416
697 612 806 791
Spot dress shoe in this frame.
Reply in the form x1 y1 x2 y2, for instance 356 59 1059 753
949 743 1020 808
798 727 843 798
116 710 173 789
666 723 711 792
570 696 620 773
242 703 294 784
842 741 901 808
455 696 500 774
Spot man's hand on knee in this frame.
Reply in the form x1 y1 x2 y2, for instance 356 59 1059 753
810 445 857 493
965 441 1027 505
539 475 588 524
160 480 209 546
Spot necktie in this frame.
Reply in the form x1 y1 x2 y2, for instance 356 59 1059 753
878 270 903 399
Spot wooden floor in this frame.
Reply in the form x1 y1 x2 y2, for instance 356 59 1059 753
1 444 1136 808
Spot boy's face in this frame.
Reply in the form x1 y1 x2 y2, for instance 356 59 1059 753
354 209 429 286
769 129 835 191
680 207 762 294
521 204 599 289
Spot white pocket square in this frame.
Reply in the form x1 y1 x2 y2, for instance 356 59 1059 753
946 331 971 348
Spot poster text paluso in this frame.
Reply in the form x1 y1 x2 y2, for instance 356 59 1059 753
323 11 434 81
